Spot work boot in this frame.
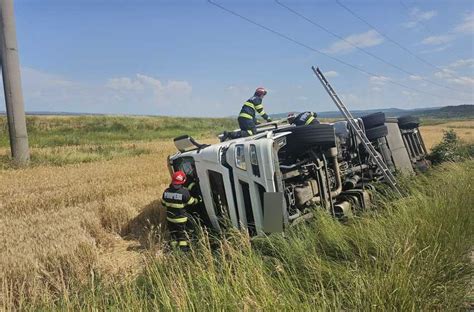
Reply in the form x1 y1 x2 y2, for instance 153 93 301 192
220 131 230 142
178 241 190 252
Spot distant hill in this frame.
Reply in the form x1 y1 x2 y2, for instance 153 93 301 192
1 104 473 119
272 104 474 119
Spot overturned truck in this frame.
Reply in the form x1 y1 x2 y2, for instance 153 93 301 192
168 113 429 236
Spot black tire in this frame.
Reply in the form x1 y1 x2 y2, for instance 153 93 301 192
286 124 336 150
361 112 386 129
365 125 388 141
398 115 420 129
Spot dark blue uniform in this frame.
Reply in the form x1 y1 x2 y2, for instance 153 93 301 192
161 184 200 249
238 96 271 136
292 111 319 126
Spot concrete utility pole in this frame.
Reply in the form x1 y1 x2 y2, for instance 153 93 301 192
0 0 29 165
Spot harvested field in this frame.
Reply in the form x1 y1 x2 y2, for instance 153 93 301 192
0 116 473 309
0 144 172 305
420 120 474 150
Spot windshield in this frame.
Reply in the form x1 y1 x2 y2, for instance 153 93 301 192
173 156 196 177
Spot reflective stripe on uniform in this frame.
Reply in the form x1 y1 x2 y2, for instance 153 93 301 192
244 102 255 109
167 216 188 223
239 112 254 119
247 130 254 135
178 241 188 246
305 116 315 125
161 199 186 209
186 197 197 205
255 104 263 110
186 182 196 190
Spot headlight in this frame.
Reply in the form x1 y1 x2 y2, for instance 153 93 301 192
235 144 246 170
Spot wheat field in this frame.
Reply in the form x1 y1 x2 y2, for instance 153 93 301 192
420 120 474 150
0 117 473 308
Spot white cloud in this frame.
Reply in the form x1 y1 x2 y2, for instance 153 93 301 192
324 30 384 54
340 93 360 105
420 44 451 54
106 77 144 91
409 75 423 81
296 96 308 101
369 75 390 85
447 58 474 69
454 11 474 34
434 68 456 79
323 71 339 78
434 64 474 88
421 35 454 45
18 67 193 115
371 87 382 92
404 7 437 28
106 74 191 97
445 76 474 87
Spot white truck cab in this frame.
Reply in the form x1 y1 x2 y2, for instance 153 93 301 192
167 114 429 236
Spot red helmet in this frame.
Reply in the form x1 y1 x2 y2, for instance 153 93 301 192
172 171 187 185
254 87 267 97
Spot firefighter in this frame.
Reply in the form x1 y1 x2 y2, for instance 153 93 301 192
161 171 201 251
287 111 320 126
238 87 272 136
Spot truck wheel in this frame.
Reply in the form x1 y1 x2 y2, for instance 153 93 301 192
287 124 336 148
365 125 388 141
361 112 386 129
398 115 420 129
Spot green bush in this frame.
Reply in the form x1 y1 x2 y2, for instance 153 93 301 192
428 129 474 164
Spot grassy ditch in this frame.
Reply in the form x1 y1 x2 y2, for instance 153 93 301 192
7 160 473 311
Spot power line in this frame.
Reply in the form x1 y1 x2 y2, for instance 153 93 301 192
334 0 467 82
275 0 470 96
207 0 471 103
399 0 436 36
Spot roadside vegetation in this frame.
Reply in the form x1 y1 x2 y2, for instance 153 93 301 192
1 160 472 310
0 115 472 168
0 115 236 147
429 129 474 164
0 115 473 310
0 115 235 168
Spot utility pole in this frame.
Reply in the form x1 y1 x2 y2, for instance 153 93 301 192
0 0 29 165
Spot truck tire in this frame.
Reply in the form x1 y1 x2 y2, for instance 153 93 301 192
398 115 420 129
365 125 388 141
286 124 336 150
361 112 386 129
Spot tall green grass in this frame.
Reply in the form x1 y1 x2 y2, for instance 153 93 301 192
15 161 473 311
0 115 236 147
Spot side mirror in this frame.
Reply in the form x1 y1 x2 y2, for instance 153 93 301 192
173 135 208 152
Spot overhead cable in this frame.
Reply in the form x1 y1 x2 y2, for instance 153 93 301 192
335 0 467 82
275 0 470 95
207 0 471 102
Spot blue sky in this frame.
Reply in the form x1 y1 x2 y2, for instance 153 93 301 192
3 0 473 116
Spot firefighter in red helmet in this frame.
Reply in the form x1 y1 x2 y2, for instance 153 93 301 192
161 170 201 251
237 87 272 136
221 87 272 141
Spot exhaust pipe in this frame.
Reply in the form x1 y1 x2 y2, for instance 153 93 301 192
333 201 352 218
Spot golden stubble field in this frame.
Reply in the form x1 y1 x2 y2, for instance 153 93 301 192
0 120 472 305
